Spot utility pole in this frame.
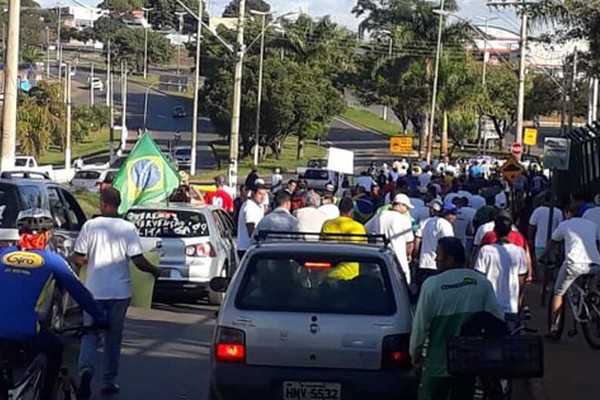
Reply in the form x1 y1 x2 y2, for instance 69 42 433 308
477 16 497 152
121 62 128 132
90 63 95 106
516 1 528 152
46 26 50 78
176 11 186 77
252 11 268 166
426 0 445 163
229 0 246 188
57 4 62 81
382 36 392 122
488 1 536 157
190 0 203 176
106 40 111 106
568 47 578 131
0 0 20 171
142 7 153 80
65 62 72 169
109 65 115 159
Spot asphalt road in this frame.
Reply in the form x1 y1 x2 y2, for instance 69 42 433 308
62 66 218 171
64 302 216 400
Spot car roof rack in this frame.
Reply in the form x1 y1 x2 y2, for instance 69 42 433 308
0 170 52 180
255 230 390 248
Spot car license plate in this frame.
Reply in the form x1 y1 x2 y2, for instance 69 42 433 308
282 382 341 400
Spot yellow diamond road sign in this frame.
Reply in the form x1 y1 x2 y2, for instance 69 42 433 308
500 156 527 185
390 137 413 155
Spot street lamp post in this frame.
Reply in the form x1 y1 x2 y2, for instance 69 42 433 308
426 0 445 163
175 11 186 78
142 7 153 80
250 10 269 166
45 26 50 78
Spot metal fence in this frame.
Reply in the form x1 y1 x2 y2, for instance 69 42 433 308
556 122 600 196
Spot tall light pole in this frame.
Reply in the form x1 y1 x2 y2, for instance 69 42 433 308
142 7 153 80
476 16 498 87
190 0 203 176
175 11 186 77
90 62 95 106
106 40 111 106
382 36 393 121
57 3 62 82
65 62 72 169
1 0 20 171
45 26 50 78
515 0 528 153
250 10 269 166
229 0 246 187
426 0 445 163
143 81 160 129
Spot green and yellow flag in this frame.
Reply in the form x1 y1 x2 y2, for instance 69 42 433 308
113 133 180 214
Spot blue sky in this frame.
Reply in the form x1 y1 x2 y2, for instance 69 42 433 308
42 0 521 32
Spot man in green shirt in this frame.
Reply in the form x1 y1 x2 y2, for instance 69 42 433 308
410 237 503 400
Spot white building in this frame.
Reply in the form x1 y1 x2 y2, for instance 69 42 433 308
51 6 107 29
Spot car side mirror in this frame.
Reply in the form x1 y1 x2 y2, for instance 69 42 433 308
210 277 231 293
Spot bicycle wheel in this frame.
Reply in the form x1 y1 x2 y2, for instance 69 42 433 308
581 292 600 349
547 294 565 341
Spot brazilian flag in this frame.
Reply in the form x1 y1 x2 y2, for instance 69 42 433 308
113 133 180 214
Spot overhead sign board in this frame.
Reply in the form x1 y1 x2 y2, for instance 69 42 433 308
524 128 538 147
390 136 413 155
500 156 527 185
544 138 571 171
327 147 354 175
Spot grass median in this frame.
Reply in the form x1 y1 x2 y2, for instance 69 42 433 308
195 136 326 182
341 107 404 137
38 128 118 166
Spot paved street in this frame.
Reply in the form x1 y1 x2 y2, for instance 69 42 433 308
65 66 218 170
64 303 215 400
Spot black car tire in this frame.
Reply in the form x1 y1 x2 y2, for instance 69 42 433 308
47 290 65 331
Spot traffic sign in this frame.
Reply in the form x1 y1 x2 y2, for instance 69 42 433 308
390 136 413 155
544 138 571 171
511 142 523 157
500 156 526 185
524 128 538 146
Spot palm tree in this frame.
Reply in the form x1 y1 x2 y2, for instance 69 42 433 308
21 46 45 64
352 0 471 154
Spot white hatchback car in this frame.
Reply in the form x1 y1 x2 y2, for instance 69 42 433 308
125 203 238 304
70 169 116 193
209 235 417 400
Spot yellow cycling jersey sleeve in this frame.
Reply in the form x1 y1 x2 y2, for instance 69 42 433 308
321 217 367 280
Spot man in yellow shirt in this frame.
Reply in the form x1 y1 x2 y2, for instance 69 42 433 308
321 197 367 280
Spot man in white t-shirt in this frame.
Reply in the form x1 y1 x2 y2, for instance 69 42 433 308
319 192 340 221
295 190 328 239
379 194 415 284
237 185 268 258
73 188 160 398
528 192 564 260
583 206 600 232
543 202 600 337
474 216 528 329
414 200 456 285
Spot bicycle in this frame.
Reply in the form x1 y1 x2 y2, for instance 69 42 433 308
0 326 101 400
547 270 600 349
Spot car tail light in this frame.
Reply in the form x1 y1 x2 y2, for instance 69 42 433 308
215 327 246 363
185 243 216 258
381 334 412 370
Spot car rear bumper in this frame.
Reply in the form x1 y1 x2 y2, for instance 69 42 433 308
154 280 209 299
210 363 418 400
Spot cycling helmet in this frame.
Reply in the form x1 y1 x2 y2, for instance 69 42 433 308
16 208 55 234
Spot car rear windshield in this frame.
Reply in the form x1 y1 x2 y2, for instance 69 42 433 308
74 171 101 180
125 209 209 238
176 149 191 156
236 254 397 316
14 158 26 167
305 170 330 180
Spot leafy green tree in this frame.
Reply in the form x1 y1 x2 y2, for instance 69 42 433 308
98 0 144 12
202 55 345 159
222 0 270 17
21 47 44 63
111 28 174 72
525 73 562 119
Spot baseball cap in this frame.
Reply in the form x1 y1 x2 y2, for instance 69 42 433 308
496 210 513 222
495 193 507 208
214 175 226 185
429 199 444 213
393 193 414 209
442 203 458 215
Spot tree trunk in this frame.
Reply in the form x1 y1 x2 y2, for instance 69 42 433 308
297 134 304 160
441 111 449 157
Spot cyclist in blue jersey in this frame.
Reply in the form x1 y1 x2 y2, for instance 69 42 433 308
0 209 106 400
